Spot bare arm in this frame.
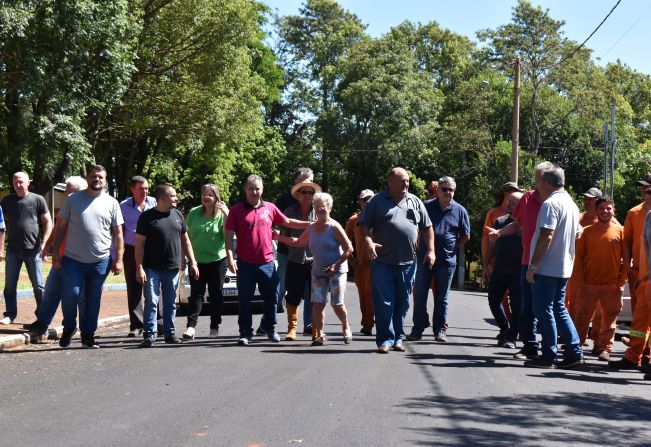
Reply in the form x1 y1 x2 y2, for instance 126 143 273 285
52 218 69 269
421 226 435 269
274 227 310 248
284 218 310 229
325 223 353 274
482 236 496 282
111 225 124 275
458 234 470 246
359 223 382 260
488 220 521 241
134 234 147 285
181 232 199 279
0 231 4 261
40 212 53 258
526 228 554 283
225 229 237 273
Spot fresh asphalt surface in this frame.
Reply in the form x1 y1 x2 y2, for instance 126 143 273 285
1 283 650 446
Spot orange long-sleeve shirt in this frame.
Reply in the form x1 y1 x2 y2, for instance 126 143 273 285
573 221 625 286
623 203 649 269
482 206 508 261
345 212 371 265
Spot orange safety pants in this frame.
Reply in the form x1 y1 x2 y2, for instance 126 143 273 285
628 270 640 320
573 283 623 352
624 279 651 365
354 263 374 328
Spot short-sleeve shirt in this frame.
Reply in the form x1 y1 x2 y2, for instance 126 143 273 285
120 196 157 247
529 190 579 278
275 191 297 255
225 201 287 264
186 206 226 264
421 199 470 267
492 214 522 275
359 190 431 265
512 189 542 265
283 203 315 264
58 191 123 263
0 193 49 251
137 208 186 270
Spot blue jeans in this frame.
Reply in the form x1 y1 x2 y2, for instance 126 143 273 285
3 248 44 319
32 267 85 332
412 264 456 335
531 274 582 360
237 260 279 336
143 268 179 337
487 271 521 342
371 261 415 347
519 266 539 351
277 251 288 307
61 256 111 336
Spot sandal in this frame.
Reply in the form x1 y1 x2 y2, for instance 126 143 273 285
311 337 325 346
343 328 352 344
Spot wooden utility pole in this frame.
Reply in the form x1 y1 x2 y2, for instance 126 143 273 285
511 58 520 183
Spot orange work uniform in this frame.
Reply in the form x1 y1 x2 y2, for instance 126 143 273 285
572 222 625 352
345 212 374 329
566 212 599 318
623 203 649 312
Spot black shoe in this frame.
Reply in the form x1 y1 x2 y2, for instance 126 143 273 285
524 355 555 368
406 332 422 341
514 348 538 360
59 329 76 348
502 340 516 349
140 335 155 348
22 320 38 330
256 326 266 336
608 357 639 370
302 327 313 336
81 335 99 349
360 326 373 336
557 355 585 369
127 328 143 338
164 334 182 344
644 372 651 380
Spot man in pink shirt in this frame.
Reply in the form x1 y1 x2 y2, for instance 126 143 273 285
489 161 553 360
225 174 309 345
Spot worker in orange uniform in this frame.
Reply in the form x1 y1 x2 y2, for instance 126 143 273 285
609 186 651 371
571 196 625 362
345 189 375 336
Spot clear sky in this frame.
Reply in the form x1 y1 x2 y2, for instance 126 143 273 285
263 0 651 75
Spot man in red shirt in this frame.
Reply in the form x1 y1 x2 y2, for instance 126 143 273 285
225 175 309 346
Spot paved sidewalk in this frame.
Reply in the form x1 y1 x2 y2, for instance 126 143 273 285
0 290 130 350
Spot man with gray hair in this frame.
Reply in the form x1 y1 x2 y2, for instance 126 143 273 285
489 161 554 360
0 172 53 325
28 176 88 339
524 164 583 368
360 167 435 353
408 176 470 342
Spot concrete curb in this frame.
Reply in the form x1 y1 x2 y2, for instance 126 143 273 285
13 284 127 300
0 314 130 351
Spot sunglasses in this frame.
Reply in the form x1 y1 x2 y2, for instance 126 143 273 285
440 187 455 193
300 190 315 196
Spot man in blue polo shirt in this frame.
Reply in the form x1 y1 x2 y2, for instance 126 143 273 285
408 176 470 342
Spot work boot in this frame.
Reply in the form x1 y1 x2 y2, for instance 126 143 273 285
285 304 299 341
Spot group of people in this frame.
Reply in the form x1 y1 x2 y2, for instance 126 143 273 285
484 163 651 380
2 162 650 380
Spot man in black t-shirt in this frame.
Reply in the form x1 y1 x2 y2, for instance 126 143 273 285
135 185 199 347
0 172 53 325
483 191 523 349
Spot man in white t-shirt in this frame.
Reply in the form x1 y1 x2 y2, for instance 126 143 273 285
53 165 124 349
525 164 583 369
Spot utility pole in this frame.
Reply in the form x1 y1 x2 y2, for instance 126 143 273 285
603 123 609 193
511 58 520 183
610 105 616 199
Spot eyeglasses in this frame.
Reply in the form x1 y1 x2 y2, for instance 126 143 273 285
300 190 315 196
440 187 455 193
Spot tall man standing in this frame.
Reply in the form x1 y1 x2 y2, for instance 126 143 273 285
360 168 435 353
525 164 583 369
408 176 469 342
136 185 199 347
225 175 309 346
0 172 53 325
53 165 124 349
120 175 157 337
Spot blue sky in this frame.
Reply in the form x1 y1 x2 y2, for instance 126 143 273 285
263 0 651 75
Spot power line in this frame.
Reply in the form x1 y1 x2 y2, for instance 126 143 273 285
543 0 622 73
601 1 651 59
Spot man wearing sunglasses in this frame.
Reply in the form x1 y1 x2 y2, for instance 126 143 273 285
408 176 470 343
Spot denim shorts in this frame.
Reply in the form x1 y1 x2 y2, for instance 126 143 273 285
311 272 347 305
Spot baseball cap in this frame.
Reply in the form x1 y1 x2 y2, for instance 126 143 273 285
358 189 374 200
636 173 651 186
501 182 523 192
583 187 603 198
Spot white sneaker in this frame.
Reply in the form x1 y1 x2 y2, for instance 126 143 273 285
0 317 13 325
208 328 219 338
182 327 195 339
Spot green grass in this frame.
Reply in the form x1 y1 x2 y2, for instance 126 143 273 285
0 258 125 291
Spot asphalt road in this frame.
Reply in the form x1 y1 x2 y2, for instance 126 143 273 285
1 284 650 446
